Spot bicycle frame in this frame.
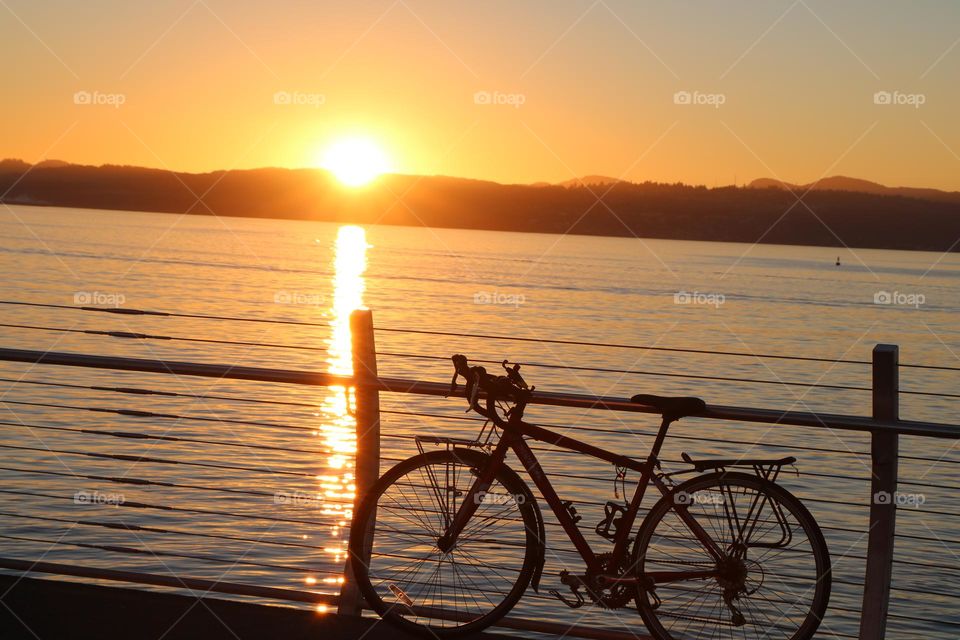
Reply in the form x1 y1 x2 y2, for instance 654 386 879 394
439 410 725 586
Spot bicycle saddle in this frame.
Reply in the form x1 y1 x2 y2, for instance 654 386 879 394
630 394 706 421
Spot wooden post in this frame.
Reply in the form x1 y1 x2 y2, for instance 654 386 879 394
338 309 380 616
859 344 899 640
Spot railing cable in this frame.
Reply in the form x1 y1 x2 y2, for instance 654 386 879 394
0 322 326 352
375 327 873 365
377 351 877 392
0 533 339 577
0 488 342 528
0 376 321 409
377 352 960 398
0 465 352 505
0 300 328 328
0 419 324 456
0 399 318 433
2 299 958 370
0 511 336 551
0 443 317 478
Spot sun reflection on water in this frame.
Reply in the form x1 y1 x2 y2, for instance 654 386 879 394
319 225 369 565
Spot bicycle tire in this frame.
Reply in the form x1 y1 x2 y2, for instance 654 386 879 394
633 471 831 640
349 448 542 637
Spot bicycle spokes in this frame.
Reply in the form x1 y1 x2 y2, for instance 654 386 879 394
636 474 830 640
352 451 538 633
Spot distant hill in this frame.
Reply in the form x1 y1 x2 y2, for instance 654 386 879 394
0 159 30 172
2 159 959 252
33 159 72 169
557 175 625 188
749 175 960 205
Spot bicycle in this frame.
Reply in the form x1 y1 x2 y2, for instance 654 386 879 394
348 355 831 639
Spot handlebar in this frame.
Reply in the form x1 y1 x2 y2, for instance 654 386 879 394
450 354 533 420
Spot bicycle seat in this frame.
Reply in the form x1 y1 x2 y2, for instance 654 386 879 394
630 394 706 421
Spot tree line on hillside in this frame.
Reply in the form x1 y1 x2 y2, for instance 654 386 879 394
1 161 958 252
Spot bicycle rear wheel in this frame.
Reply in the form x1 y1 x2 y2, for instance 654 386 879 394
349 448 541 637
633 472 831 640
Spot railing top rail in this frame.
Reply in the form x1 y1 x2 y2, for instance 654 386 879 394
0 347 352 387
1 347 958 440
0 557 337 605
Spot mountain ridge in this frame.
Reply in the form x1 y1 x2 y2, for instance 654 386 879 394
2 159 958 253
748 175 960 205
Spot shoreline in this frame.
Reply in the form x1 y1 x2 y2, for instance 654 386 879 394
4 201 958 257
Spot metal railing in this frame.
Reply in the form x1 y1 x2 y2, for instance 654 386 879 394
0 303 958 639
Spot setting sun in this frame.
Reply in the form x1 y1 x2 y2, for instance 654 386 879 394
319 138 391 187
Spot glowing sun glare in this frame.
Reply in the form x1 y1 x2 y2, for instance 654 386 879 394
320 138 391 187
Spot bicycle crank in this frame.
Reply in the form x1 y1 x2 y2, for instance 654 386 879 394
551 555 635 610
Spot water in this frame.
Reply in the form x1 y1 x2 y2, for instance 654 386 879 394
1 205 958 638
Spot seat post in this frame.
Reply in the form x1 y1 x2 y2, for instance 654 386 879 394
647 415 673 463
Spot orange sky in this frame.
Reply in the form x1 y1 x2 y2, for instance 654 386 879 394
3 1 960 189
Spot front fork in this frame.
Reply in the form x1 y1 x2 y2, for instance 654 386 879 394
435 436 511 552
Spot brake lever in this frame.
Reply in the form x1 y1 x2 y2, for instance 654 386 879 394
467 371 481 413
502 360 529 389
449 354 469 397
448 370 459 396
448 367 481 414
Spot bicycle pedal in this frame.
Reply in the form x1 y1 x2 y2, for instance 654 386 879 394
388 583 414 607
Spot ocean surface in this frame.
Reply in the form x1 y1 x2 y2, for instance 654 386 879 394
1 205 959 638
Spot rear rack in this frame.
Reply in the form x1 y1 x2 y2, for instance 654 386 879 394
414 434 487 456
680 452 798 482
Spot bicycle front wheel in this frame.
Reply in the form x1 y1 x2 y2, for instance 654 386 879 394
633 471 831 640
348 448 541 637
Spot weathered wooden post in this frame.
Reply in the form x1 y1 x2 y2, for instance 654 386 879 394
338 309 380 616
859 344 899 640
